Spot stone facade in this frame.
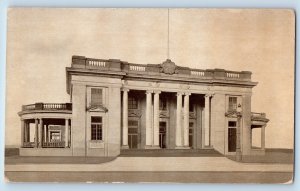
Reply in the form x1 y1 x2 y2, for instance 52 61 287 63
18 55 269 159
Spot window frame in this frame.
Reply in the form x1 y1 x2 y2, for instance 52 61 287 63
128 96 138 109
90 116 103 141
91 88 103 107
228 96 238 111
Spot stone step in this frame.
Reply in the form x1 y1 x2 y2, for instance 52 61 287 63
120 149 222 157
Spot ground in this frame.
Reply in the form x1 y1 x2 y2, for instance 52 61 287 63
4 148 294 183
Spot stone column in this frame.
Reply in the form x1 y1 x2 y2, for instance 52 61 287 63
69 120 71 147
153 91 161 147
46 124 49 143
183 93 190 147
65 118 69 148
43 125 46 143
122 88 129 149
34 118 39 148
261 125 266 149
21 119 25 147
26 122 30 142
24 121 28 143
204 94 211 147
145 90 153 147
175 92 183 147
236 114 242 161
38 118 43 148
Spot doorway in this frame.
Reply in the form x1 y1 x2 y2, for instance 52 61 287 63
189 122 194 148
128 120 139 149
228 121 237 152
159 121 167 149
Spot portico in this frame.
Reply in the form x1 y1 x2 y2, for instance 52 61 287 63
120 86 213 150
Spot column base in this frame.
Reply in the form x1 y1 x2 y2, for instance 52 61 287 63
175 146 190 149
202 145 213 149
144 145 161 149
121 145 129 149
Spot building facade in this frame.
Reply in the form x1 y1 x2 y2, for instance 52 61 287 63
18 55 269 158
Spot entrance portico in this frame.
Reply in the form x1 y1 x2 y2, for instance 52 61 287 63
120 87 213 150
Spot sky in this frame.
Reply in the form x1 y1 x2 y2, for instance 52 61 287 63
5 8 295 148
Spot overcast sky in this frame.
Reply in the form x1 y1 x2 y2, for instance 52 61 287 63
6 8 295 148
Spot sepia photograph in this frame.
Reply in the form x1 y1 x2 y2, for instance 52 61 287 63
4 8 295 183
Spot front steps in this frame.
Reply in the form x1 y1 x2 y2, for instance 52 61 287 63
120 148 222 157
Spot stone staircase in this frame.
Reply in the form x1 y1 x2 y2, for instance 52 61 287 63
120 148 222 157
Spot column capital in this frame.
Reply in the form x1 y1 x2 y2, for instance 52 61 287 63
146 90 153 94
205 93 214 98
184 92 191 96
122 87 130 92
154 90 161 94
176 92 184 96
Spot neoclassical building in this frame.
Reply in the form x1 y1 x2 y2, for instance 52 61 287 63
18 55 269 158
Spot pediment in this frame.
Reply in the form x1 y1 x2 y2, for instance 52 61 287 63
87 105 108 112
225 111 242 118
128 109 142 117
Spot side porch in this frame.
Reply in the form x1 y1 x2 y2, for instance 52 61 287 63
18 103 72 156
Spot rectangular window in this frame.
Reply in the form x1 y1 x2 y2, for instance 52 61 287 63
128 97 138 109
50 131 61 142
228 121 237 127
228 97 237 111
91 116 102 141
91 88 103 106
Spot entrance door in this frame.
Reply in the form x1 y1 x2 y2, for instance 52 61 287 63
128 120 139 149
159 122 167 148
228 128 236 152
189 122 194 148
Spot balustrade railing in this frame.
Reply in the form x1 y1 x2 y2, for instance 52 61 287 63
22 142 35 148
129 65 146 72
22 103 72 111
42 141 65 148
191 70 205 77
226 72 240 78
87 59 106 68
71 56 252 81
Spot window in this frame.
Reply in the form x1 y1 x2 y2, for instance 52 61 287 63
228 97 237 111
128 97 138 109
91 116 103 141
159 98 167 110
50 131 61 142
91 88 103 106
228 121 237 127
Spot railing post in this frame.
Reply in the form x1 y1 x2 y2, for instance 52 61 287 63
66 103 72 110
35 102 44 110
21 119 25 147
